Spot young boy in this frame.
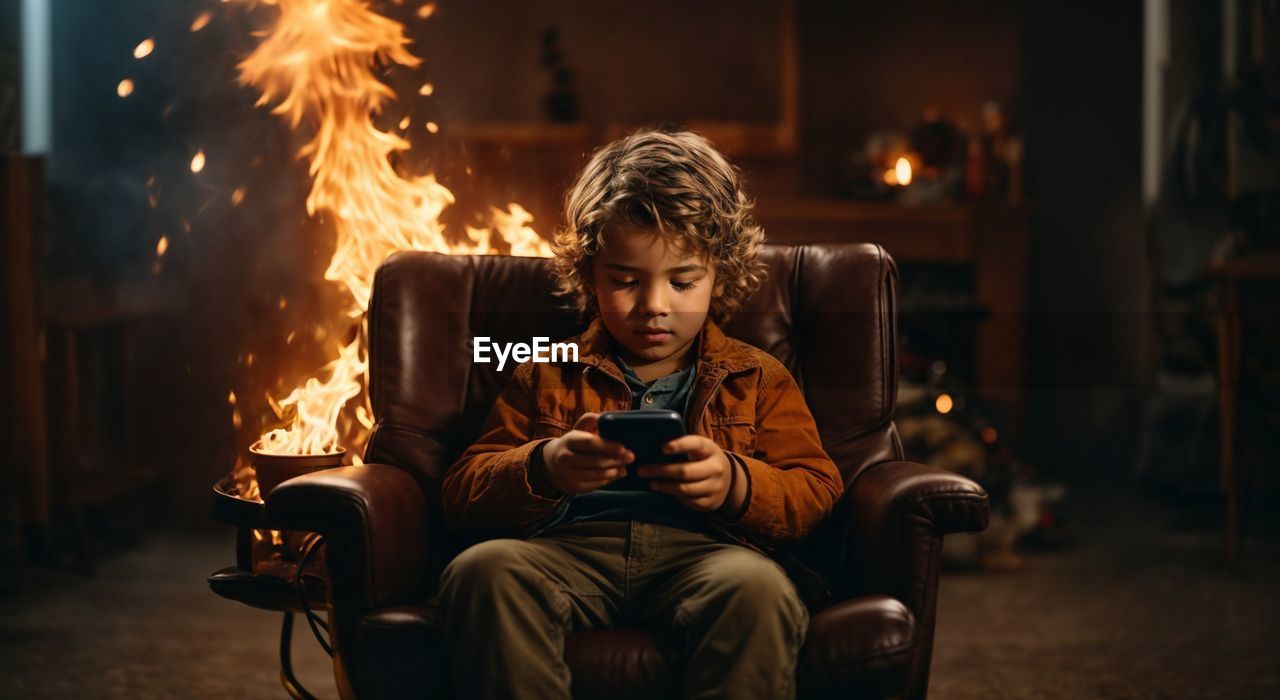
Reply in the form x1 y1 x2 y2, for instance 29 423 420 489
439 130 842 699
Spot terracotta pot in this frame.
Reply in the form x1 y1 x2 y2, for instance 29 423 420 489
250 443 347 497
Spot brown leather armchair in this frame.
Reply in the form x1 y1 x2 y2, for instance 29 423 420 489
266 243 990 699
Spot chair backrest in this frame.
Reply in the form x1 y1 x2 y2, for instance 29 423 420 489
365 243 902 493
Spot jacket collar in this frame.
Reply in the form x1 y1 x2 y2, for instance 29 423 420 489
573 316 760 377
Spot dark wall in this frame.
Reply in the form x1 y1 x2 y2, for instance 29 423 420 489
1 0 18 152
413 0 785 125
1022 1 1150 474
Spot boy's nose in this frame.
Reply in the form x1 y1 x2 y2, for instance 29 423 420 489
637 284 670 316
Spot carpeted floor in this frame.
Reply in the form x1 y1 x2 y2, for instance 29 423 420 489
931 476 1280 699
1 476 1276 699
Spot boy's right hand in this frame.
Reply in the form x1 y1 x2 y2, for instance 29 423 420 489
537 412 634 494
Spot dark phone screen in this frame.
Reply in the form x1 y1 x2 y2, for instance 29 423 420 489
598 410 687 489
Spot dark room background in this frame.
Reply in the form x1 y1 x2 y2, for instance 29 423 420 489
1 0 1264 553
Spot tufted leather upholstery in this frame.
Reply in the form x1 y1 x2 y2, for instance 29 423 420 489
266 243 989 699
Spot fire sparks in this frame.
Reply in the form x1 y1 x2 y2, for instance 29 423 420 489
117 79 134 98
156 235 169 257
134 39 155 59
191 11 213 32
230 186 246 206
190 150 206 173
234 0 551 458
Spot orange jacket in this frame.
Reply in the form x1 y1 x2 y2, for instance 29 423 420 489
442 317 843 555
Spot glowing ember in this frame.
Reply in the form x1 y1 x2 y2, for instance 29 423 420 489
134 38 155 59
190 150 206 173
418 82 434 96
425 120 439 134
117 79 134 98
230 186 246 206
416 3 436 20
191 11 213 32
155 235 169 257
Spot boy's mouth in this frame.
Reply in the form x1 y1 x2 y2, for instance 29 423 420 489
634 327 673 344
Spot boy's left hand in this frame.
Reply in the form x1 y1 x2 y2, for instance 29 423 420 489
635 435 731 512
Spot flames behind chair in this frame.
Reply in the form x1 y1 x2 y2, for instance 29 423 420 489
265 243 990 699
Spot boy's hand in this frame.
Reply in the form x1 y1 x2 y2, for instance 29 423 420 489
539 412 635 495
636 435 734 512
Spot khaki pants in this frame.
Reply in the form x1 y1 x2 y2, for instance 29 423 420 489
438 520 809 699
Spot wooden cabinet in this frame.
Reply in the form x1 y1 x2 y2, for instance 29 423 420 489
755 198 1030 438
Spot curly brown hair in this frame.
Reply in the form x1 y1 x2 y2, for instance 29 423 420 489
550 129 767 324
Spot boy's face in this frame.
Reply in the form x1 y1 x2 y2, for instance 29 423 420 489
588 226 716 369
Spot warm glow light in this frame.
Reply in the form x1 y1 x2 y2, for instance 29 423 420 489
134 38 155 59
418 82 433 96
981 426 998 444
155 235 169 257
230 186 246 206
398 115 410 129
935 393 954 414
190 150 206 173
117 79 134 97
425 121 439 133
895 157 913 186
416 3 436 19
191 11 212 32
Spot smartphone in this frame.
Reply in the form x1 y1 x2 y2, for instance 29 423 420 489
598 410 687 489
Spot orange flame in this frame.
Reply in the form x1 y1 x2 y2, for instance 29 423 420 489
259 337 367 455
235 0 550 457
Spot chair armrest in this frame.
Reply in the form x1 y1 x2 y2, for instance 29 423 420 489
266 464 430 622
842 460 989 608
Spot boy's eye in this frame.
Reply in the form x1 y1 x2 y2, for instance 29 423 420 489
671 279 698 291
609 277 638 288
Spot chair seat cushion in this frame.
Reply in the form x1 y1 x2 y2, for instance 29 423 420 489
351 594 915 699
